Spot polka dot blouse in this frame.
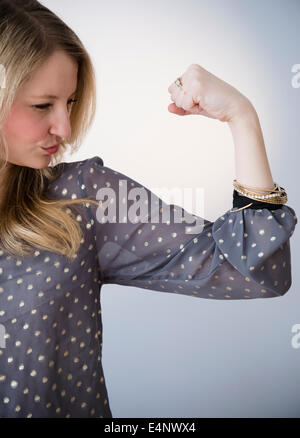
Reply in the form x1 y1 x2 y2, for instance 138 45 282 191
0 156 297 418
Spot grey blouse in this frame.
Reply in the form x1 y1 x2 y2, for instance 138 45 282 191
0 155 298 418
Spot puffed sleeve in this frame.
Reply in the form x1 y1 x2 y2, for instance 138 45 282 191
79 156 298 300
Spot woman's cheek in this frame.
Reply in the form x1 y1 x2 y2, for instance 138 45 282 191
4 106 45 143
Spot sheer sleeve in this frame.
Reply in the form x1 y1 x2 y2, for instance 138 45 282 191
79 156 298 300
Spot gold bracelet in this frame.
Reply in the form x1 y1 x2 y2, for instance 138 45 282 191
233 180 287 204
235 192 287 204
234 180 285 195
235 190 287 204
233 180 277 192
230 202 254 213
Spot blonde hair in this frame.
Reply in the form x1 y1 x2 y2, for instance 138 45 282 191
0 0 101 261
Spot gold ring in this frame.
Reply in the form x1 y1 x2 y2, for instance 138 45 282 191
175 77 183 88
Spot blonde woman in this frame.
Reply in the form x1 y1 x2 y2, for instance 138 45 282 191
0 0 297 419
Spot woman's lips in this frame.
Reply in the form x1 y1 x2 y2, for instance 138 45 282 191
42 144 59 154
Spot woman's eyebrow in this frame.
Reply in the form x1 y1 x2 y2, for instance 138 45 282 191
31 90 77 99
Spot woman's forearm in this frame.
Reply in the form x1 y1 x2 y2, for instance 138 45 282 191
228 103 275 194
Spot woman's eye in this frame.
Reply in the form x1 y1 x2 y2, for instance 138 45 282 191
33 98 78 111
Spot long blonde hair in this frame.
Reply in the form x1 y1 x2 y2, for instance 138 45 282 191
0 0 101 261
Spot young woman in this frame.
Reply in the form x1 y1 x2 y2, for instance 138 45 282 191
0 0 297 418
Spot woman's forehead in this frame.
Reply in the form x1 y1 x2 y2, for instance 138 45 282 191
17 53 78 98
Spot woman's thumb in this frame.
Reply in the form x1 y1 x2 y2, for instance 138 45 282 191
167 102 188 116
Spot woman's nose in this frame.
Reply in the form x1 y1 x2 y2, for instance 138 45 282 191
49 109 72 139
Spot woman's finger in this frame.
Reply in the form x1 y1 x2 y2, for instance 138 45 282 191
173 87 186 108
181 93 195 111
168 103 189 115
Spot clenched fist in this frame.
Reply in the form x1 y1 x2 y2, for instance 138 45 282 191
167 64 253 123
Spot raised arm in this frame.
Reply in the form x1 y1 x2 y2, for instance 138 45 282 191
168 63 276 192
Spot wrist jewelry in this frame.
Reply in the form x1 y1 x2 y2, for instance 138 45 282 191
230 180 288 213
233 180 287 205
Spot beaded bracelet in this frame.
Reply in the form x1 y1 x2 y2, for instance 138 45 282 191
230 189 283 212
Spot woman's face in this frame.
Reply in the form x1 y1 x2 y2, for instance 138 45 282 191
1 50 78 169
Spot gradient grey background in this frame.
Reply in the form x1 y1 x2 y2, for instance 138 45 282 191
42 0 300 417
